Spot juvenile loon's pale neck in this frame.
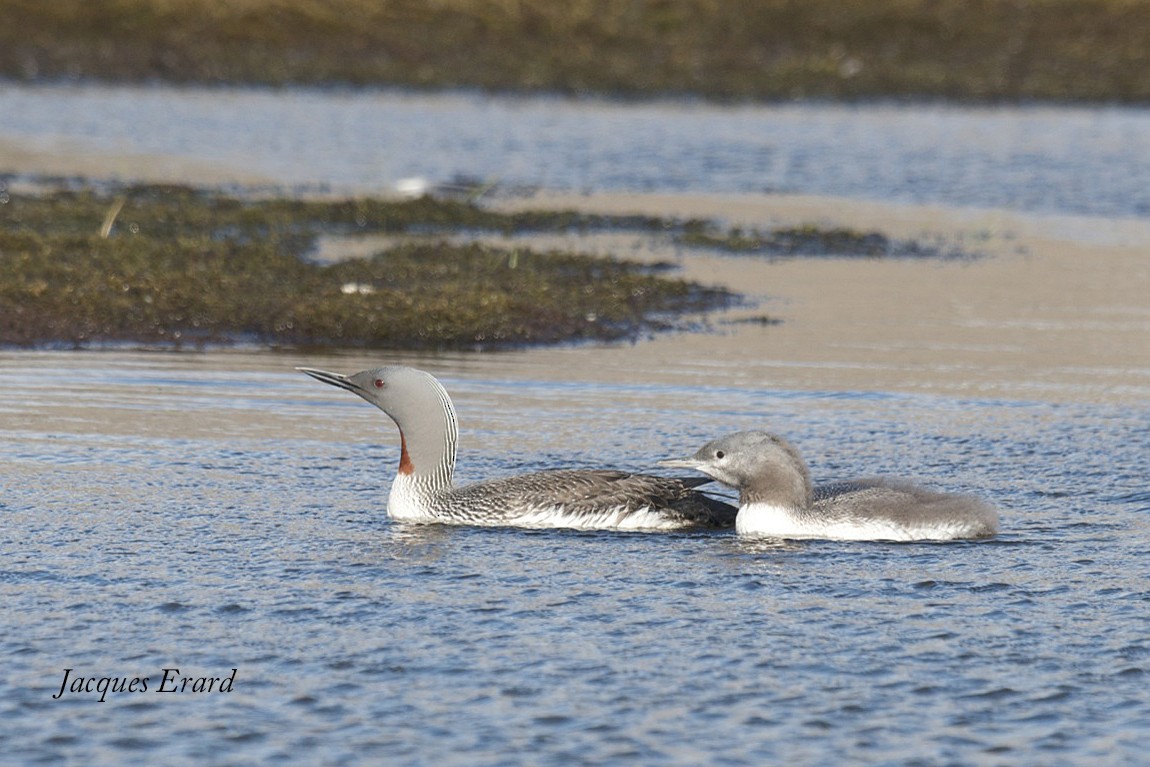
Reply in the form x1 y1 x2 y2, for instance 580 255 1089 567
738 461 811 511
742 434 812 510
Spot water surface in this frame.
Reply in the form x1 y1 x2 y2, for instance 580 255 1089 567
4 84 1150 217
2 84 1149 765
2 350 1147 765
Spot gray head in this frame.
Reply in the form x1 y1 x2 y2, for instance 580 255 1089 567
661 430 812 509
299 365 458 484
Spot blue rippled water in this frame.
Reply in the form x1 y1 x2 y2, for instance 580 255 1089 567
1 353 1147 765
4 84 1150 217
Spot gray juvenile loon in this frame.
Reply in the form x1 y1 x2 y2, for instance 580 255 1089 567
300 366 736 530
661 430 998 541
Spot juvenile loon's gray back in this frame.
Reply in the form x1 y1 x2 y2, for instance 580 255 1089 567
300 366 735 530
661 430 998 541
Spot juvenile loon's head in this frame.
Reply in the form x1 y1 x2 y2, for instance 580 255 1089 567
661 430 812 509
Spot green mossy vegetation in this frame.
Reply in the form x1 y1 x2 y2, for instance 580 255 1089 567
678 222 955 259
0 183 732 349
3 0 1150 102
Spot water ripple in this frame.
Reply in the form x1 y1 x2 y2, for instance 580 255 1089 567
1 355 1149 764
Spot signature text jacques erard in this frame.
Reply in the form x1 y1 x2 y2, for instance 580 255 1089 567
52 668 237 702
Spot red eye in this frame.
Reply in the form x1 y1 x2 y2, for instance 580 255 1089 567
374 379 385 389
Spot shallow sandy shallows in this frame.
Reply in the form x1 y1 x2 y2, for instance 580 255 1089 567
492 192 1150 405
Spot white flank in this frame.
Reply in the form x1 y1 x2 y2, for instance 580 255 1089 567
736 503 972 542
387 475 689 531
512 505 687 531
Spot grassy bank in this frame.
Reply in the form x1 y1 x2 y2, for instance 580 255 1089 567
0 183 733 349
3 0 1150 102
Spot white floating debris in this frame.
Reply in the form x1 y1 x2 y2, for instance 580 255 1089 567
340 282 376 295
394 177 430 198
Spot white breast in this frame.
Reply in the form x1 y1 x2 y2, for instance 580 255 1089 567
387 475 438 522
737 503 815 538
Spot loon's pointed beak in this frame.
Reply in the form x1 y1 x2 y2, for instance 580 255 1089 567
298 367 361 394
658 456 707 471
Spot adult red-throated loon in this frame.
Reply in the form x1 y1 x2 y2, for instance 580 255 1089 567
300 365 736 531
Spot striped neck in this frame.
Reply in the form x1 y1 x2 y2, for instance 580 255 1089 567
387 371 458 496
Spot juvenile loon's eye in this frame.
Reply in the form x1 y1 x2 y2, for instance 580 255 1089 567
374 379 385 389
715 450 725 459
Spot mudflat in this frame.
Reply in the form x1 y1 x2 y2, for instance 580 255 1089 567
494 192 1150 404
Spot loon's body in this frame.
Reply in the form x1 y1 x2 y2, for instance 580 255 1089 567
300 366 735 531
662 430 998 541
